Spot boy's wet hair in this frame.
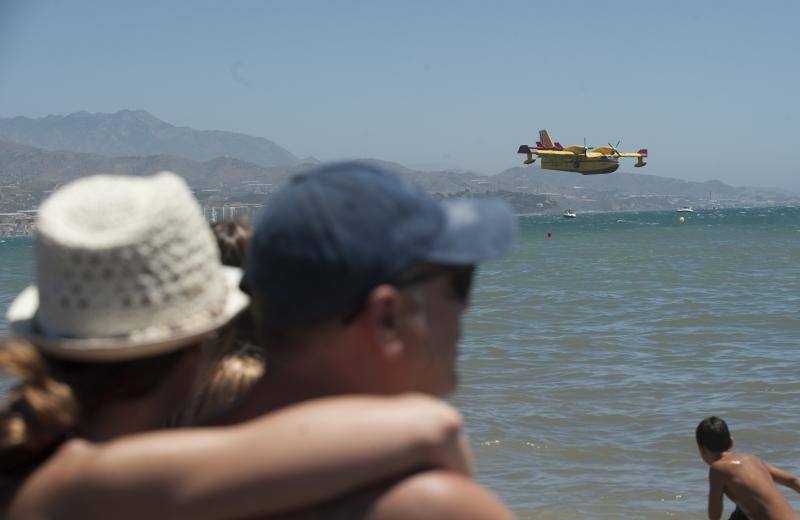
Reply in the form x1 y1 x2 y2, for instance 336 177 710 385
696 416 732 453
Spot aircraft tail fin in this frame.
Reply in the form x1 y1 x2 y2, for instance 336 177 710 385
539 130 554 149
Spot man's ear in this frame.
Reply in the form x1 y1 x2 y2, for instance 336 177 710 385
363 284 404 358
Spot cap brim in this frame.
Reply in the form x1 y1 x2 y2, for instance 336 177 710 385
5 267 249 362
424 198 516 265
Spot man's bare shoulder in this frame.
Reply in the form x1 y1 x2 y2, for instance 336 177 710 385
367 469 513 520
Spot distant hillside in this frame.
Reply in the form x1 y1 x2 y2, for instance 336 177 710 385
0 110 300 167
0 142 478 192
0 140 300 191
1 140 796 214
492 167 744 197
334 158 478 194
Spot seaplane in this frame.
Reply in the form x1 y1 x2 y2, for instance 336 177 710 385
517 130 647 175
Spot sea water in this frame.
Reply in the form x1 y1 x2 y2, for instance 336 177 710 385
2 207 800 518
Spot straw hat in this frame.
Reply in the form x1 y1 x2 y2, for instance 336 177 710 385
5 172 249 362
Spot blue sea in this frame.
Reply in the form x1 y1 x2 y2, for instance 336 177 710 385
2 206 800 518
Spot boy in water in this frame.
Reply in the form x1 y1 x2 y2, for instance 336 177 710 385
697 416 800 520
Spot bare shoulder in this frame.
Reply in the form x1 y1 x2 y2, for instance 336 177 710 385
711 454 740 477
9 439 96 519
709 459 728 475
742 453 763 466
367 469 513 520
722 452 760 469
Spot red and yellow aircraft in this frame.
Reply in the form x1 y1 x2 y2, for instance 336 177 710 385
517 130 647 174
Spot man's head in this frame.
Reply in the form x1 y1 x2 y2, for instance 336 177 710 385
245 161 514 396
696 416 733 463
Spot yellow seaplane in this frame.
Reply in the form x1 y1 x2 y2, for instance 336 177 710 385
517 130 647 175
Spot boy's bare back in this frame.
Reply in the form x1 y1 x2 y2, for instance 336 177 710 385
709 452 800 520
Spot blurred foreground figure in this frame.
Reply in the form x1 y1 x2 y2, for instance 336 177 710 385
235 161 518 519
0 172 472 519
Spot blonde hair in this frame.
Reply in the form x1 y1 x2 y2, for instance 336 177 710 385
186 343 264 424
176 221 264 425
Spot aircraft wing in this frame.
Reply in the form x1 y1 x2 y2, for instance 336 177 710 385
616 149 648 167
533 150 575 156
616 149 648 158
517 146 574 156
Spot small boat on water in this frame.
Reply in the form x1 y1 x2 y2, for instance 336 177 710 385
563 209 577 218
676 206 694 213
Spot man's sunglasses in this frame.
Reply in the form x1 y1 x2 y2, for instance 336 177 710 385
341 265 476 324
393 265 476 303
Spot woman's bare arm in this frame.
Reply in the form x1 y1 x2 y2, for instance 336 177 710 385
10 394 469 520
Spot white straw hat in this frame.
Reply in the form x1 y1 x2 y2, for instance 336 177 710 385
5 172 249 362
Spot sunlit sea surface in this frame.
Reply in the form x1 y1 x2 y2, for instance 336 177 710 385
2 206 800 518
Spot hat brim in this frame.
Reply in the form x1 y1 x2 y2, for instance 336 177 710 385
5 266 250 362
424 198 516 265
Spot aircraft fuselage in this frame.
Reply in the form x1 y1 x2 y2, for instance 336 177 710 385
540 155 620 175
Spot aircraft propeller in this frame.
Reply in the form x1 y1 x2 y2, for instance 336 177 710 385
608 140 621 156
582 137 593 155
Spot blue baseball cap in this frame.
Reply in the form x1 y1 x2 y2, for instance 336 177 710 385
245 161 515 327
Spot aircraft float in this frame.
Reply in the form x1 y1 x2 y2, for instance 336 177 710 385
517 130 647 175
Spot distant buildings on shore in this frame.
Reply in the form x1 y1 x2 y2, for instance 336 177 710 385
0 210 36 237
202 203 263 224
0 203 264 238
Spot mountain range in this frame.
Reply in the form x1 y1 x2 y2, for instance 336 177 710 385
0 110 797 213
0 110 300 167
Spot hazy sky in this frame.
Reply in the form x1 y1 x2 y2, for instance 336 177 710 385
1 0 798 190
